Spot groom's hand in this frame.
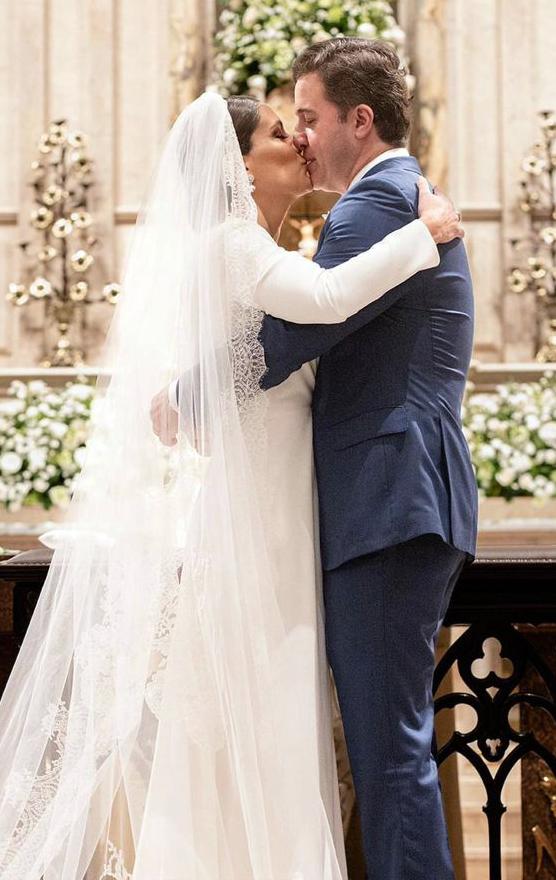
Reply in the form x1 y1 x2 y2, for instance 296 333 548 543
150 386 178 446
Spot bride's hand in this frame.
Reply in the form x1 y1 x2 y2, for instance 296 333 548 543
150 386 178 446
417 176 464 244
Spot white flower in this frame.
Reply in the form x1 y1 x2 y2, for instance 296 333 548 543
66 383 93 401
487 417 503 433
246 74 267 98
471 413 487 432
539 421 556 448
28 448 47 471
0 399 25 416
357 22 377 38
49 422 68 439
0 452 23 475
33 478 50 493
28 380 48 394
471 394 498 414
242 7 260 28
510 452 532 473
29 275 52 299
74 447 87 469
495 468 515 487
518 473 536 492
48 485 71 508
223 68 238 86
525 414 540 430
478 444 496 461
382 25 406 46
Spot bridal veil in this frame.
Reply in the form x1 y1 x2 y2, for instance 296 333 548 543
0 92 346 880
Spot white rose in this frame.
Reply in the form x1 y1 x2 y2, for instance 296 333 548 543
487 417 503 433
495 467 515 487
28 448 47 471
525 414 540 430
510 452 532 473
223 68 238 86
48 485 71 508
382 25 406 46
242 7 259 28
74 447 87 469
0 399 25 416
539 421 556 448
357 22 377 38
518 473 535 492
478 444 495 461
49 422 68 439
66 383 93 401
291 36 307 52
0 452 23 475
33 478 50 493
471 395 498 414
28 380 47 394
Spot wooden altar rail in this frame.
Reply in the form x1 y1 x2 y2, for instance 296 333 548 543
0 545 555 880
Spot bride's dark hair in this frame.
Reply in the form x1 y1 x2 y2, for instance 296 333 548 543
226 96 260 155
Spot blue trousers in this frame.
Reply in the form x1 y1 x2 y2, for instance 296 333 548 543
323 534 466 880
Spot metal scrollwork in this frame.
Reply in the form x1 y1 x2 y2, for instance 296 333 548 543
434 620 556 880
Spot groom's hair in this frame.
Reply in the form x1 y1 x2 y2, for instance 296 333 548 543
292 38 411 146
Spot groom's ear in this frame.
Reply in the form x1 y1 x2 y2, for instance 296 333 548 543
352 104 374 140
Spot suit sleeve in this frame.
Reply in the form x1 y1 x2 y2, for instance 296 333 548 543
259 176 423 390
252 218 437 323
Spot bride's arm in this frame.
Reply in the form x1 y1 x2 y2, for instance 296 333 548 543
253 175 460 324
166 220 434 413
253 217 438 324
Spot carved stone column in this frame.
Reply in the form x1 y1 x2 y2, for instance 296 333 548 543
169 0 215 120
398 0 449 189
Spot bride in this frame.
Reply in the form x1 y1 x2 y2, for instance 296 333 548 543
0 91 461 880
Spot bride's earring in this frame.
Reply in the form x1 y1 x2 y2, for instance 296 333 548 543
247 172 256 193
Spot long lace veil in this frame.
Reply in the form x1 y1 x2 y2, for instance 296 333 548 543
0 92 346 880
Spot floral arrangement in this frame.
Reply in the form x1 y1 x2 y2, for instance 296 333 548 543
0 379 94 512
2 373 556 512
462 373 556 500
212 0 408 97
6 120 121 368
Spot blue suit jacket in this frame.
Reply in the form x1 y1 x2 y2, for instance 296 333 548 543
259 156 478 570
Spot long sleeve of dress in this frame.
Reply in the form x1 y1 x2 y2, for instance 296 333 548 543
167 217 438 411
251 218 439 324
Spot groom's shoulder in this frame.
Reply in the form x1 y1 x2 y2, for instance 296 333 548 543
335 158 421 221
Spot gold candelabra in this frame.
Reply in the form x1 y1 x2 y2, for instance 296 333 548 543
508 110 556 362
6 119 121 367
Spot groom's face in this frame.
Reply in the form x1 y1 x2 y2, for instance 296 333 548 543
294 73 356 194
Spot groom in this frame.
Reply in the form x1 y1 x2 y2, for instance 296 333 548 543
260 39 478 880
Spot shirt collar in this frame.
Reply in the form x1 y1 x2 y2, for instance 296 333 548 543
347 147 410 191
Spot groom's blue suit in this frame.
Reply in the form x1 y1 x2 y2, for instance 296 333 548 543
259 155 478 879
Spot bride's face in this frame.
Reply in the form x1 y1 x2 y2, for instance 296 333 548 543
244 105 313 202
